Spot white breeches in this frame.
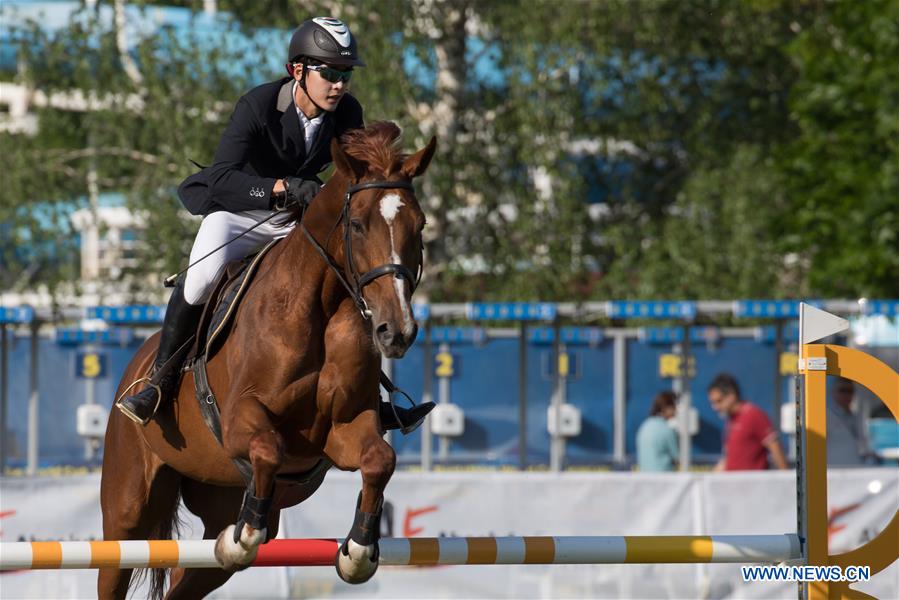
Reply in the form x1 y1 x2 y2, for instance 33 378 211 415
183 210 295 305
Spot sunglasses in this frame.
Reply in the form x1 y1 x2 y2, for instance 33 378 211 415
306 64 353 84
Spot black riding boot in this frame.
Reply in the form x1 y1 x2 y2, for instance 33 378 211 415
116 282 203 425
379 401 436 434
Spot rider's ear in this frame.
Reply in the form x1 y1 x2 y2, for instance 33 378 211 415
401 136 437 179
331 139 366 181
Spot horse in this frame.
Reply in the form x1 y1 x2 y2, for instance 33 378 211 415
99 122 436 599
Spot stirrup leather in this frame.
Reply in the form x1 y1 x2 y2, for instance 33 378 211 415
115 377 162 425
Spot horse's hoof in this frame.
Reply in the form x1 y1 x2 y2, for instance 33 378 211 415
335 539 379 584
214 524 266 572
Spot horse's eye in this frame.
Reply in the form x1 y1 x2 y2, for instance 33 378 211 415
350 219 365 234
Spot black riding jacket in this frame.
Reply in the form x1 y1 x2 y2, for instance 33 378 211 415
178 77 364 216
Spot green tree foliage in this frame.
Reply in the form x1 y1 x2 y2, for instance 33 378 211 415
1 2 259 299
783 0 899 297
2 0 895 303
635 145 796 299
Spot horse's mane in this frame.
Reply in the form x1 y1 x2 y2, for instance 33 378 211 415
340 121 408 176
278 121 407 225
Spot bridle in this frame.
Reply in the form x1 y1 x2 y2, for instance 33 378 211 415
301 179 423 319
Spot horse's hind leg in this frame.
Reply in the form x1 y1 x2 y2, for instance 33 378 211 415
99 412 182 600
325 409 396 584
165 480 245 599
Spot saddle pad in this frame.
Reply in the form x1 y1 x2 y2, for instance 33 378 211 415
204 239 280 359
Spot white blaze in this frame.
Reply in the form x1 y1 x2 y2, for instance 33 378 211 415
379 194 414 336
380 193 404 224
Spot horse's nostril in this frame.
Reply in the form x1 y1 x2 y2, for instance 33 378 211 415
376 322 390 337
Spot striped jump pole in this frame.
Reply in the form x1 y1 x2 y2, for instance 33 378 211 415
0 534 800 570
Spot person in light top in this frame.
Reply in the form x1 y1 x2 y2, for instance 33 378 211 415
636 391 679 472
827 378 876 466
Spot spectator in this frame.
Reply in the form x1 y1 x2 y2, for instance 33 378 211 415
827 378 876 466
708 373 788 471
636 391 679 472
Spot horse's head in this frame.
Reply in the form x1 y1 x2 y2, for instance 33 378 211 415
329 123 436 358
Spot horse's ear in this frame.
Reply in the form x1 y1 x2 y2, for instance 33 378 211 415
401 136 437 179
331 139 366 181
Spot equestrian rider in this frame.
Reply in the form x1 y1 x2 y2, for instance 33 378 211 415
117 17 434 432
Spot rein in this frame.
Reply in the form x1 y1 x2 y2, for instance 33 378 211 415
301 179 421 320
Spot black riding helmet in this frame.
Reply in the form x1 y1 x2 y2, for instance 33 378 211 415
287 17 366 68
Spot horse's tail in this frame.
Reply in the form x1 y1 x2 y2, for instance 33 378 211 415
130 484 183 600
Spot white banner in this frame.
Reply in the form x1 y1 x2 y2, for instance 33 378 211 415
1 469 896 599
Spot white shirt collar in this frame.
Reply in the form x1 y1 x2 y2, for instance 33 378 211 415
292 80 324 154
292 80 324 126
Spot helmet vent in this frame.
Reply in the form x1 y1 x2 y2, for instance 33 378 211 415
314 29 339 52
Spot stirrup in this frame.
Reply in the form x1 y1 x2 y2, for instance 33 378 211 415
384 392 433 435
394 403 435 435
115 377 162 425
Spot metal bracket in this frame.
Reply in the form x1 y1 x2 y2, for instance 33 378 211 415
798 357 827 372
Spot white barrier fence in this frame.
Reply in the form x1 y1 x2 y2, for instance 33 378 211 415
1 470 896 599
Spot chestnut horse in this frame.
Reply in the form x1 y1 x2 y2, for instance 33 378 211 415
99 122 435 599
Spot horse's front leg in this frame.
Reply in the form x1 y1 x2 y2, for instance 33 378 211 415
325 409 396 584
214 398 284 571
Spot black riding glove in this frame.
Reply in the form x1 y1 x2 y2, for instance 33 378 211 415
273 177 320 210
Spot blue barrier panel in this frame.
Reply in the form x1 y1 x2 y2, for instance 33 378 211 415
87 305 165 324
465 302 557 321
2 336 146 468
392 336 552 467
753 322 800 344
754 326 777 344
55 328 135 346
691 326 720 344
638 327 685 345
864 300 899 316
558 342 615 464
0 307 35 324
430 327 487 344
412 303 430 322
733 300 823 318
86 303 432 323
638 327 726 345
528 327 604 346
607 301 696 320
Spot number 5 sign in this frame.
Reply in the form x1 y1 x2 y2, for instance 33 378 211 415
75 351 107 379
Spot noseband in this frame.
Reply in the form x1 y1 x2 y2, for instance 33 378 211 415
301 179 423 319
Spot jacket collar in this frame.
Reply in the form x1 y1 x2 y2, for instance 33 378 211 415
276 79 294 113
275 77 334 172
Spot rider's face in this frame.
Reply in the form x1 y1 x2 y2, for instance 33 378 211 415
294 63 350 113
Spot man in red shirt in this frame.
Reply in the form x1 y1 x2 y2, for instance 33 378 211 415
707 373 789 471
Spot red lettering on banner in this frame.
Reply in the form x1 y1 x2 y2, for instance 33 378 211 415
0 510 15 538
828 502 861 538
403 505 438 537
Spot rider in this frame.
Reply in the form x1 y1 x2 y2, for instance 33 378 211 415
117 17 434 433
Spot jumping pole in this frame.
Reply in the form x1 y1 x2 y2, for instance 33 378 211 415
0 534 802 570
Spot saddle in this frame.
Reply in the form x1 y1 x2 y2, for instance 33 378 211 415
186 240 331 486
190 240 279 363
